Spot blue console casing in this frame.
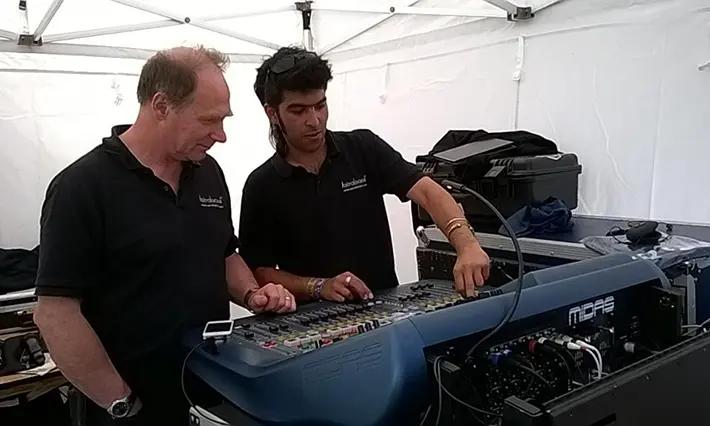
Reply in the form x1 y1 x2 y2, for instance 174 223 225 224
184 253 669 426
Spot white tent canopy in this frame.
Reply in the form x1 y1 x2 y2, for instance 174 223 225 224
1 0 710 290
0 0 543 60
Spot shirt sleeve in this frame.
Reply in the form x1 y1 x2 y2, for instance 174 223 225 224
34 166 103 299
364 130 426 202
238 173 278 270
212 158 241 258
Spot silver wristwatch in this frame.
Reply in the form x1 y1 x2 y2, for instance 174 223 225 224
107 393 136 419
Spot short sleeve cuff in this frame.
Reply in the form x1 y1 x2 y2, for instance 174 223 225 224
34 280 89 299
224 235 240 257
392 169 426 202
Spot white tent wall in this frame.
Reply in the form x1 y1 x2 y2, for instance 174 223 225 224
323 0 710 283
0 55 273 318
0 0 708 297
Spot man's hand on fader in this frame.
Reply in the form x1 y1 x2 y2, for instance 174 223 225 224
322 272 374 302
453 242 490 298
247 283 297 313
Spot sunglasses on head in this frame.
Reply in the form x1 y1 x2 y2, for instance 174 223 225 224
268 51 319 75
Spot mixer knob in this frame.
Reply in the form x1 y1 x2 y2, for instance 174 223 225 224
426 283 434 288
411 284 420 291
243 331 254 339
268 325 279 333
279 323 289 330
242 323 251 329
375 300 383 305
299 318 310 326
367 302 375 307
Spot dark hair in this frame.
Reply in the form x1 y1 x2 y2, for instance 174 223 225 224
137 45 229 109
254 46 333 156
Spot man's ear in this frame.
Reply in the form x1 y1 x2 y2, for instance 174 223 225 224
151 92 170 121
264 104 278 125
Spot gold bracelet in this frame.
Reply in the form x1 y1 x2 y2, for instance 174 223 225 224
446 222 464 240
444 217 469 236
444 217 465 232
306 278 317 299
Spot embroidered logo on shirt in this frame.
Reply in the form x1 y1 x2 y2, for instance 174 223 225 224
199 195 224 209
341 175 367 192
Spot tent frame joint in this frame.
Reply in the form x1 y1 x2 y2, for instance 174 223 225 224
481 0 534 21
296 1 314 51
17 34 43 47
508 6 534 21
295 1 312 13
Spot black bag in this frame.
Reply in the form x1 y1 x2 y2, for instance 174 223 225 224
0 246 39 295
419 129 560 186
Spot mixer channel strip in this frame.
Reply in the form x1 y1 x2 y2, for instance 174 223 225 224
230 280 482 355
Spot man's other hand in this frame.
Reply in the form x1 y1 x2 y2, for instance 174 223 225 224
248 283 297 313
453 243 490 298
322 272 373 302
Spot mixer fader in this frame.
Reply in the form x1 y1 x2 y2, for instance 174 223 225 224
230 279 490 357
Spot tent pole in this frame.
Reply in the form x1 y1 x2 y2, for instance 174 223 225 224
296 2 313 51
0 29 17 41
0 40 265 63
45 21 176 43
320 0 422 55
33 0 64 42
109 0 281 51
44 5 297 43
309 4 505 19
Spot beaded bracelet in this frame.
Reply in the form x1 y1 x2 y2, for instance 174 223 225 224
306 278 317 299
313 278 326 300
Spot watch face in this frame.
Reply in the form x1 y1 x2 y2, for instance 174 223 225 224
111 401 129 417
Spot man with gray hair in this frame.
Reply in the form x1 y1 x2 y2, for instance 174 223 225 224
33 45 295 425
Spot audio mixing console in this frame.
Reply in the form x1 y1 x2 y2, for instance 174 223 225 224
185 253 674 426
229 279 489 358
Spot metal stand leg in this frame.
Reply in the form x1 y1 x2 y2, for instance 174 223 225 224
67 386 86 426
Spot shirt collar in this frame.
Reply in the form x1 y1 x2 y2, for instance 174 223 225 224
102 124 201 171
271 130 340 177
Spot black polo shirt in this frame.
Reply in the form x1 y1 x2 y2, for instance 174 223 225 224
238 129 424 292
34 125 237 402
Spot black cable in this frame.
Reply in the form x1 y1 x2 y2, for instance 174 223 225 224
434 357 444 426
431 355 500 426
551 351 576 385
181 339 230 426
512 356 537 397
511 363 553 389
419 404 432 426
532 342 577 385
440 180 526 360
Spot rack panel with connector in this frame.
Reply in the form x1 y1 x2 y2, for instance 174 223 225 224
419 282 685 425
